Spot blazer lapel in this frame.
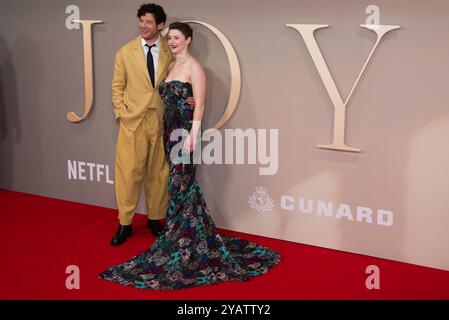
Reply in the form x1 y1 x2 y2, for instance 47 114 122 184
132 36 151 86
156 36 171 87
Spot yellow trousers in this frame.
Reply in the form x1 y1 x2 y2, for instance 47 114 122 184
115 109 168 225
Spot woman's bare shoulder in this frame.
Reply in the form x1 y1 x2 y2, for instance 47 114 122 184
189 57 205 77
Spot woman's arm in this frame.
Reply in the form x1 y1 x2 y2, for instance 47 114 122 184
183 60 206 154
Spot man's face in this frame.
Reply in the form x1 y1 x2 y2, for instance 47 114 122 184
139 13 164 41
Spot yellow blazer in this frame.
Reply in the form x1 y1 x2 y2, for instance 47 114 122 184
112 35 174 131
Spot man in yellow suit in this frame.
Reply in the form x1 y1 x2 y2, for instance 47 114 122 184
110 3 173 246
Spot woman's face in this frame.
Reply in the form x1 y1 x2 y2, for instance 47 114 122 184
167 29 191 54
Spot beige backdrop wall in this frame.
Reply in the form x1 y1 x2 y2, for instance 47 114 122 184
0 0 448 271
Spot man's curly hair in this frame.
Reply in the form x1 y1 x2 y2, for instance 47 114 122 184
137 3 166 25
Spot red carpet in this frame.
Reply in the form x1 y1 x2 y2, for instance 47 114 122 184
1 189 448 300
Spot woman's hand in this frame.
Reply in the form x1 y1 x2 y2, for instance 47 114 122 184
183 133 197 155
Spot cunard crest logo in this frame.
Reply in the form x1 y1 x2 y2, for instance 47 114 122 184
248 186 274 212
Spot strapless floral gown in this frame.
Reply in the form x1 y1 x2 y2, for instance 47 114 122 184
99 80 281 290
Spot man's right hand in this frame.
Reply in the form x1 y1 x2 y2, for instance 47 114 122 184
187 96 195 108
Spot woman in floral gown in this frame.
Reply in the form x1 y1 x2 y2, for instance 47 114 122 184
99 22 280 290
